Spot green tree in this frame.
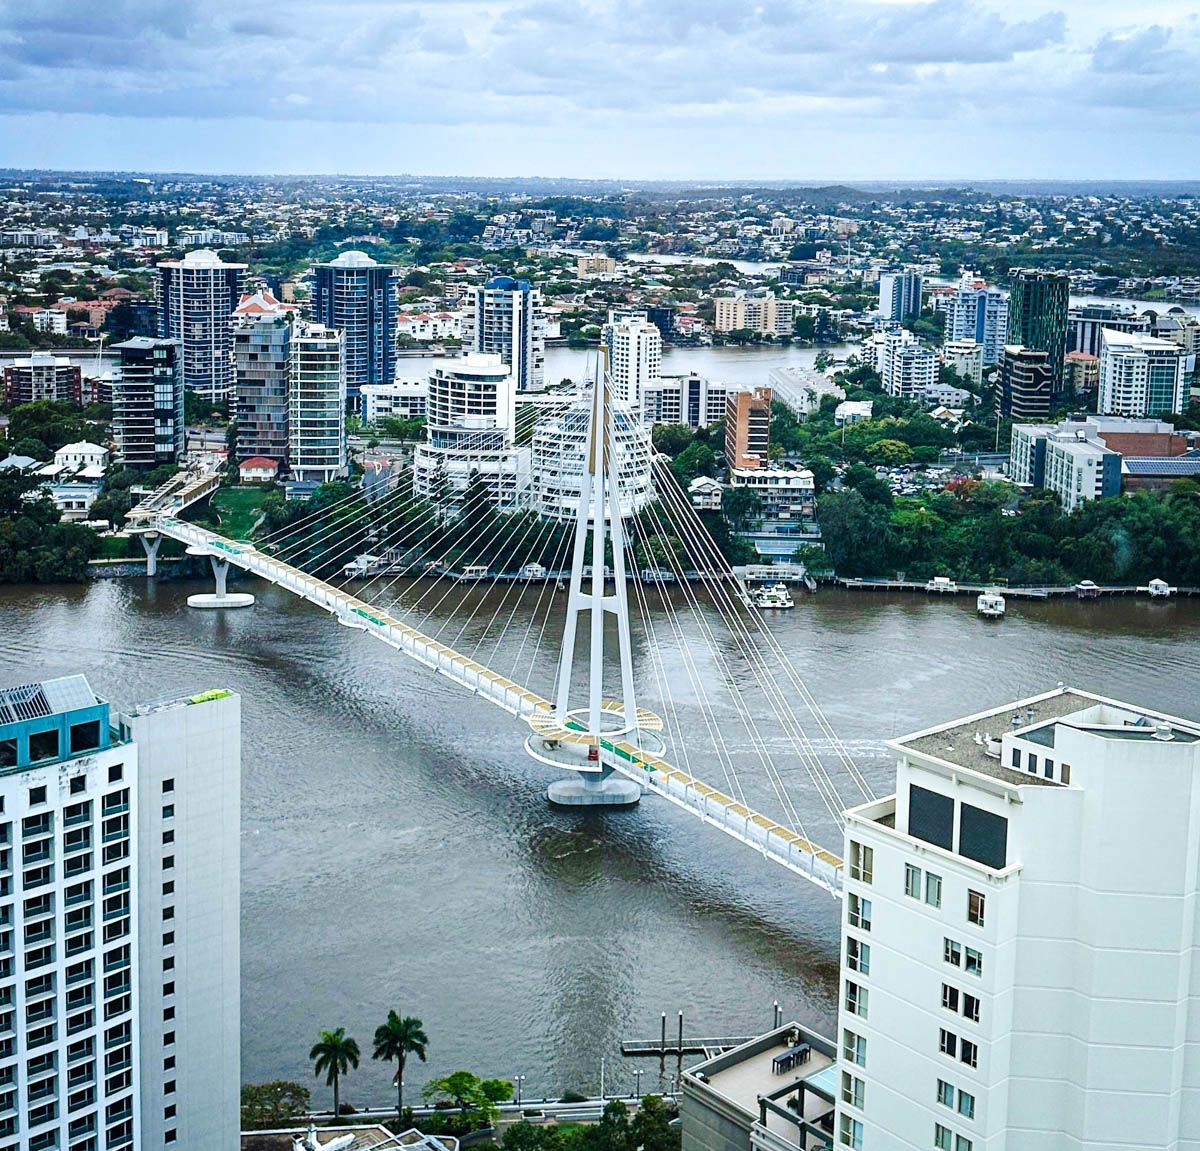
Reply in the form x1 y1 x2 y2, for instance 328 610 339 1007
0 472 101 583
651 424 695 456
240 1081 312 1129
722 485 762 532
422 1071 513 1127
670 443 717 487
583 1099 632 1151
309 1027 360 1119
630 1095 680 1151
372 1011 428 1119
817 490 894 576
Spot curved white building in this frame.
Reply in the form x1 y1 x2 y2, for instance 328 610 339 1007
412 353 531 514
156 248 246 400
532 393 654 521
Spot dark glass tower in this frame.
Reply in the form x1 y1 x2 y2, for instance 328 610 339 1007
1008 270 1069 398
309 251 399 405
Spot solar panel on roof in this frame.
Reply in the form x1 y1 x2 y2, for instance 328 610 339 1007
1123 457 1200 476
40 675 97 714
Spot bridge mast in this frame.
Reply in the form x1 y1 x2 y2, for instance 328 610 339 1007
529 354 661 807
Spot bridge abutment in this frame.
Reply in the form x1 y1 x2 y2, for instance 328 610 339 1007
187 553 256 610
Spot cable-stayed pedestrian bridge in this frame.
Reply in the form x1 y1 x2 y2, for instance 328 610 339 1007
130 380 871 898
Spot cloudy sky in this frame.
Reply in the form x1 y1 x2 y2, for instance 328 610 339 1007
0 0 1197 180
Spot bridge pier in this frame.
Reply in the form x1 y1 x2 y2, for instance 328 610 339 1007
187 554 256 610
139 532 162 577
548 770 640 809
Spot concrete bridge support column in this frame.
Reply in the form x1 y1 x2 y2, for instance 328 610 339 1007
187 553 256 609
139 532 162 577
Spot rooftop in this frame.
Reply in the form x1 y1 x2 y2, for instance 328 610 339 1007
897 686 1200 786
0 675 97 725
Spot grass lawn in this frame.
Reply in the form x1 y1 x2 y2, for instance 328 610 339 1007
209 485 272 540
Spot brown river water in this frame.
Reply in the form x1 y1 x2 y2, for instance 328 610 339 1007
1 577 1196 1106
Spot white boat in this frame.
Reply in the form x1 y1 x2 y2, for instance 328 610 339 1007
752 582 795 610
976 589 1006 619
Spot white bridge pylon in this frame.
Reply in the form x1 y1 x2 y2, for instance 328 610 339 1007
524 368 665 807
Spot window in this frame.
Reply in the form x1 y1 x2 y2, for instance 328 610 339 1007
964 947 983 977
162 957 174 972
939 1029 957 1058
163 1031 175 1046
29 786 47 806
162 982 174 997
162 881 174 897
935 1125 953 1151
1061 763 1071 785
162 779 174 794
841 1072 865 1110
957 1091 975 1120
164 1055 175 1071
162 830 174 846
29 731 58 763
962 994 980 1024
69 776 86 796
847 937 870 975
163 856 174 871
839 1115 863 1150
1028 753 1037 775
849 841 873 884
162 805 174 820
162 906 174 922
956 1137 973 1151
941 985 959 1013
967 891 985 927
165 1131 177 1145
905 863 921 899
842 1029 867 1067
845 980 868 1020
944 939 962 967
960 1040 978 1068
925 872 943 908
162 932 174 947
937 1080 954 1108
107 766 122 784
847 894 872 932
69 722 100 755
0 740 15 769
1009 747 1019 769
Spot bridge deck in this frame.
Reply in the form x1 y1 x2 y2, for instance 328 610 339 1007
146 516 844 895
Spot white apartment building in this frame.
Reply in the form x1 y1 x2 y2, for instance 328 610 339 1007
942 339 983 388
878 330 937 401
122 690 241 1151
727 466 816 522
532 394 653 522
938 277 1008 366
1098 329 1186 417
30 311 68 336
462 276 546 391
837 686 1200 1151
768 366 845 417
0 675 240 1151
602 311 661 408
412 353 531 514
641 373 734 428
360 381 429 424
156 249 246 401
713 295 796 337
288 320 347 490
878 270 923 322
397 311 463 342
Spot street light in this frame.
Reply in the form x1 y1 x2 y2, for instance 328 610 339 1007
515 1075 526 1108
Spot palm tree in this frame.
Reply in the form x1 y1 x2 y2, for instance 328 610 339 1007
372 1011 429 1120
309 1027 360 1121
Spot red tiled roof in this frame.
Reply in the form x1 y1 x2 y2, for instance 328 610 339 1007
239 456 279 470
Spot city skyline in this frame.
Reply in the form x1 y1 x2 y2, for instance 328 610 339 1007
1 1 1198 180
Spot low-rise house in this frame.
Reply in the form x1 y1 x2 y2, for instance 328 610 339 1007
238 457 280 484
689 475 724 510
55 441 109 471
